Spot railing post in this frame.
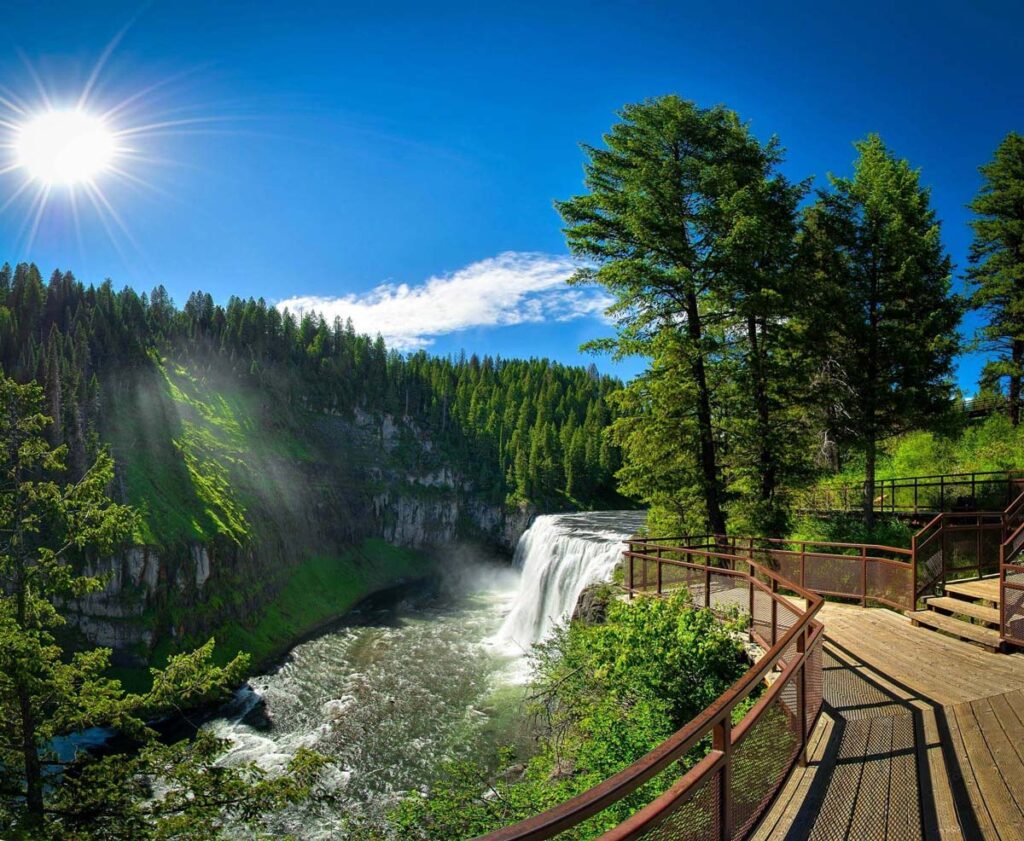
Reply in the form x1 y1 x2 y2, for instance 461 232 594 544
627 551 634 601
800 542 807 589
714 716 733 841
861 545 868 607
1000 539 1006 642
705 560 712 609
797 627 808 766
940 475 945 510
771 577 778 646
656 546 663 596
748 562 755 636
977 517 983 579
914 480 919 514
911 530 918 609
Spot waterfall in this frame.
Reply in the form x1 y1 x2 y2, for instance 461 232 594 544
494 511 646 651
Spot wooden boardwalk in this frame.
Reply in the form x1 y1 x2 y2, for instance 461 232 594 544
753 603 1024 841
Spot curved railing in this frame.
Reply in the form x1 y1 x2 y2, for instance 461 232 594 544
479 539 825 841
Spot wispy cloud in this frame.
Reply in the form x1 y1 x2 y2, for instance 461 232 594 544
277 251 612 350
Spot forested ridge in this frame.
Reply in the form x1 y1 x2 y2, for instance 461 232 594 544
0 260 624 524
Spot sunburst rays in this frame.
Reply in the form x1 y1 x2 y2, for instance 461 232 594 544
0 26 236 261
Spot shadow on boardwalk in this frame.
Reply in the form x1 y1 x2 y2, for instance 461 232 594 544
754 604 1024 841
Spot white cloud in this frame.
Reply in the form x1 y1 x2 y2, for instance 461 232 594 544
276 251 612 351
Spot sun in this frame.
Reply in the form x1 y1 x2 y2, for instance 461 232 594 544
0 33 226 256
14 110 118 187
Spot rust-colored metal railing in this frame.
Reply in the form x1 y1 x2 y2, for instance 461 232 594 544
999 490 1024 648
635 534 914 611
799 469 1024 516
478 541 824 841
912 511 1005 603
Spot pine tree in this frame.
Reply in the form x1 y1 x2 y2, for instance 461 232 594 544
966 132 1024 424
557 95 801 534
800 134 961 527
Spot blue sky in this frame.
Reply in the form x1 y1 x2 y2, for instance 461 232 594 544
0 1 1021 388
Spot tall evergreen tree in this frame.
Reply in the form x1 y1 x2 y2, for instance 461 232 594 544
966 132 1024 425
557 95 802 535
800 134 961 527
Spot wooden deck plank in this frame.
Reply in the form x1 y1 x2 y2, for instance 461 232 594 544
951 702 1024 840
750 714 835 841
806 714 871 841
817 604 1024 703
908 610 1003 651
925 595 1002 626
822 618 992 703
987 691 1024 767
846 717 891 838
971 696 1024 823
944 577 1002 605
945 704 1001 840
887 712 922 840
918 707 964 841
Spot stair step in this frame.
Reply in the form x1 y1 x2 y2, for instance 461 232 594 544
908 610 1003 652
943 578 1001 607
925 596 1001 626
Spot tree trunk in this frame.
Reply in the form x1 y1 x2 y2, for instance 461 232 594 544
747 316 776 511
686 290 726 536
864 268 879 531
864 437 877 531
14 582 43 826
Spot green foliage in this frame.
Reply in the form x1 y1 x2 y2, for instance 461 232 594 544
0 263 626 529
374 593 749 839
967 131 1024 424
789 514 915 549
0 374 328 839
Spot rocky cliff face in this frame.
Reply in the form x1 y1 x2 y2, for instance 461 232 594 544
70 407 535 665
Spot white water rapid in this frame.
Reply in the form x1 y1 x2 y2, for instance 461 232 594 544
494 510 647 651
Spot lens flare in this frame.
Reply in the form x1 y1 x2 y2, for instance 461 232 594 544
15 110 117 186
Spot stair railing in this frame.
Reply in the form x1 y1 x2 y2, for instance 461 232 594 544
999 488 1024 647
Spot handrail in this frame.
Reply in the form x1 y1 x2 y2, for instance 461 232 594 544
479 540 825 840
961 394 1010 415
653 534 915 611
641 533 912 555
